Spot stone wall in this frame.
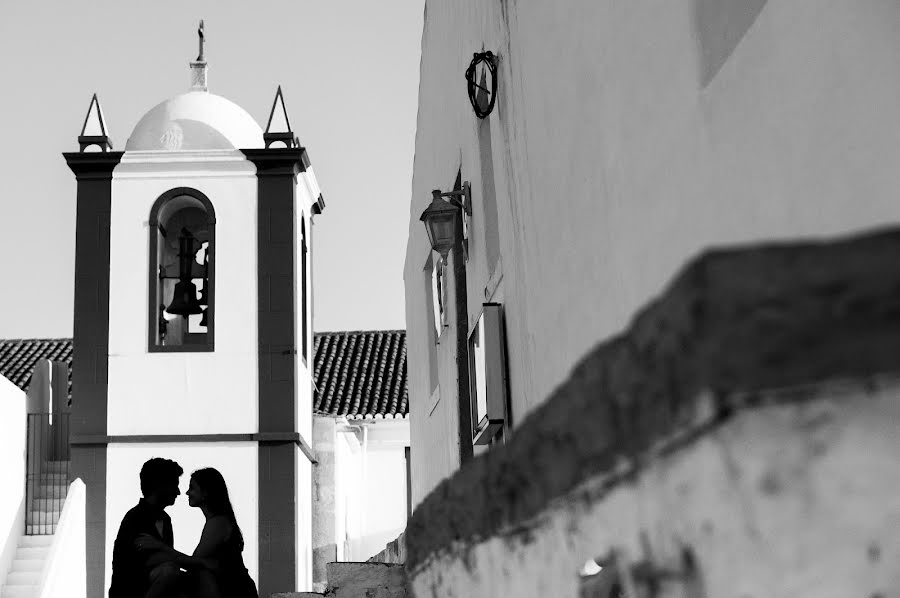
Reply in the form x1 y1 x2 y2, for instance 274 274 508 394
274 562 408 598
404 229 900 597
312 417 337 591
368 532 406 565
324 563 407 598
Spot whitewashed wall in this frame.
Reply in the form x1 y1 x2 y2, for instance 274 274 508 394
295 166 321 444
295 172 320 591
409 386 900 598
295 168 321 590
108 151 259 435
0 376 26 589
39 479 86 598
349 449 407 561
104 442 259 594
358 422 408 559
405 253 464 507
334 427 360 561
335 420 409 561
404 0 900 506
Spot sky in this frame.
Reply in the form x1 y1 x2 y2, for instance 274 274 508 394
0 0 423 338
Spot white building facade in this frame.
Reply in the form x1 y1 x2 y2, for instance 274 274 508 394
309 330 409 591
401 2 900 596
403 0 900 508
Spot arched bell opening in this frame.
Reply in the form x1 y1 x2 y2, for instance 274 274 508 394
148 187 216 352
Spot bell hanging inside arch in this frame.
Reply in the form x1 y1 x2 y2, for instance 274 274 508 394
166 280 204 316
199 307 208 327
166 228 204 317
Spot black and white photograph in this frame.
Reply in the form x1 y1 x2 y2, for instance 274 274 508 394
0 1 898 597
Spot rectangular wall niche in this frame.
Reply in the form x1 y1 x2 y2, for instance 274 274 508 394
468 303 508 445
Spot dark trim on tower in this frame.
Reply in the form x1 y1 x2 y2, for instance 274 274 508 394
312 193 325 215
245 147 310 176
243 147 306 596
64 150 122 598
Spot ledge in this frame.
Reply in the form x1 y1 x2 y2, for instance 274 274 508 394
70 432 316 463
62 151 124 179
242 147 309 176
405 227 900 572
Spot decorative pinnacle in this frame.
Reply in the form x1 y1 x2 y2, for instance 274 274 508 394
197 20 205 62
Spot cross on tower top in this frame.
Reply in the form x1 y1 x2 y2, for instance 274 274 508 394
197 20 205 62
190 20 208 91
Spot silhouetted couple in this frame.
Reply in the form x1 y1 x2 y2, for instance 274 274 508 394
109 458 258 598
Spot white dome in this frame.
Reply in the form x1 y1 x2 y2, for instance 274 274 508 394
125 91 264 151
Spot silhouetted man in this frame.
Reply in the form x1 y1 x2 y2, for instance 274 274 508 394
109 457 184 598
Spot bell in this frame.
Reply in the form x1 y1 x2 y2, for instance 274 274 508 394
176 231 197 275
199 308 208 328
166 280 203 316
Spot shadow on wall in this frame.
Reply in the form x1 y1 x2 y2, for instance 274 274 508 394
694 0 768 85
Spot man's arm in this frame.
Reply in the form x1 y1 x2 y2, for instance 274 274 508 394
111 510 144 567
111 507 152 596
136 531 219 571
144 550 174 569
139 513 178 569
163 515 174 547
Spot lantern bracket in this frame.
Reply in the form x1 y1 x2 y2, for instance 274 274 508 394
432 182 471 216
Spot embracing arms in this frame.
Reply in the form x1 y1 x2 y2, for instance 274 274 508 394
137 517 229 570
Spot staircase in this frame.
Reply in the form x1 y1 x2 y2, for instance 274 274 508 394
1 535 53 598
25 460 69 535
1 454 70 598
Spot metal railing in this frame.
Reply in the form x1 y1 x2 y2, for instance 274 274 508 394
25 412 70 535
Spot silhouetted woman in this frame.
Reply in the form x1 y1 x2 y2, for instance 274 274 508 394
137 468 258 598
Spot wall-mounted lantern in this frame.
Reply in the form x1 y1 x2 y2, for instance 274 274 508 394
420 182 471 259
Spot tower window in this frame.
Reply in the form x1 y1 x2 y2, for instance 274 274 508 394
148 187 216 352
301 218 308 362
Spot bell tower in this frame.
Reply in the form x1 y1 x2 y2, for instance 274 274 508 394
64 25 324 598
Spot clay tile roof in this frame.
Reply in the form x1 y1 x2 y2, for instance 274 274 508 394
0 338 74 398
313 330 408 419
0 333 409 419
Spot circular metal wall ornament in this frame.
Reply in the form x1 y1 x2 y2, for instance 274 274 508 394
465 51 498 119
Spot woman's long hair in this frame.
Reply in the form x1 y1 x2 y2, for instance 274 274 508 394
191 468 244 550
